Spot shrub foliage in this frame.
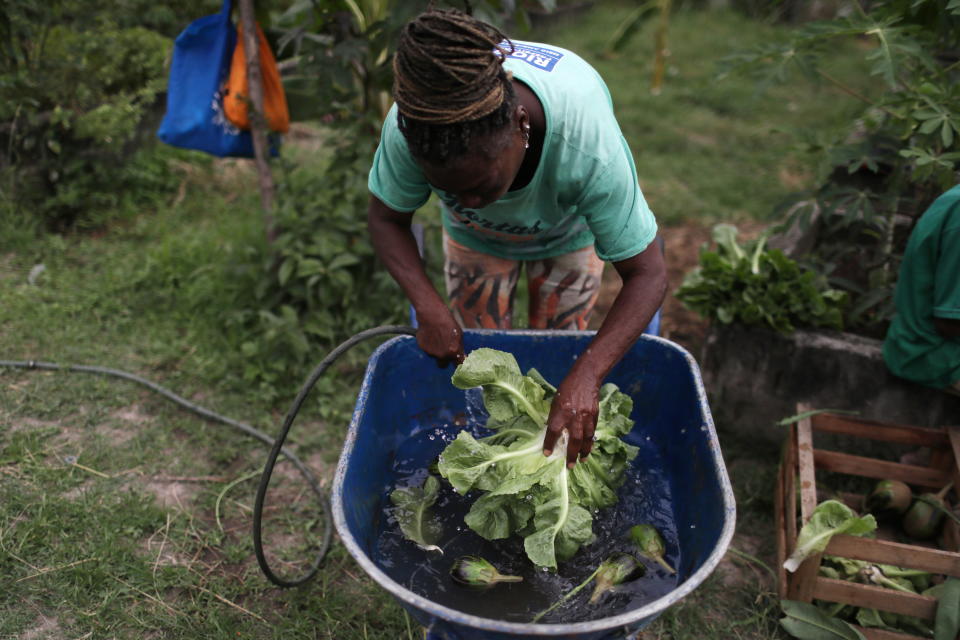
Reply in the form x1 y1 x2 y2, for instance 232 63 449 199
720 0 960 335
0 1 220 230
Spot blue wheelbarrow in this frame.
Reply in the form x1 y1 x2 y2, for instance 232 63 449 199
331 329 735 640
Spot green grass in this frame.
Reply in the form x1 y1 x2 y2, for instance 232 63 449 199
0 4 885 638
0 154 410 638
535 4 879 225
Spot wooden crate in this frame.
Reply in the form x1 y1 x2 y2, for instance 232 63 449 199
776 403 960 640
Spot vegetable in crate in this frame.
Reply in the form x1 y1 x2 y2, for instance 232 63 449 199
902 482 954 540
779 599 867 640
933 577 960 640
816 556 937 636
783 500 876 573
864 479 912 519
449 556 523 588
438 348 639 570
629 524 675 574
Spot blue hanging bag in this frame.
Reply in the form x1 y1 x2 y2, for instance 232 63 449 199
157 0 259 157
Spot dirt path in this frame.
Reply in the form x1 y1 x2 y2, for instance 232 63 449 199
590 221 712 356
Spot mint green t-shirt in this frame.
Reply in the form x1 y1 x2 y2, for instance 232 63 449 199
882 184 960 388
367 40 657 262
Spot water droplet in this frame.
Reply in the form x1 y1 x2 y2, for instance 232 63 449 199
690 524 696 529
645 436 651 441
428 435 436 440
680 428 686 434
542 567 549 572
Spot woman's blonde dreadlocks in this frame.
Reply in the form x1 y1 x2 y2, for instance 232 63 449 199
392 9 517 164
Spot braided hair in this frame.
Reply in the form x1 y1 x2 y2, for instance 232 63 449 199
392 9 517 165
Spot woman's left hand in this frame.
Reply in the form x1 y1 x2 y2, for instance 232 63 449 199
543 372 600 468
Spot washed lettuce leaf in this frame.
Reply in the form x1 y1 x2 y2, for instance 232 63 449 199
438 348 639 569
783 500 876 573
390 475 444 554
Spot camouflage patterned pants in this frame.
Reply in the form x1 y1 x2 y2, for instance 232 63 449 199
443 232 605 330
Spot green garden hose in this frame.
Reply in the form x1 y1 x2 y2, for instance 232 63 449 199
252 324 416 587
0 323 418 589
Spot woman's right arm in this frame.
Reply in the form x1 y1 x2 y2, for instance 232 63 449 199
367 196 464 366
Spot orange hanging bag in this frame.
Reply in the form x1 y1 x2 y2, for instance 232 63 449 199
224 22 290 133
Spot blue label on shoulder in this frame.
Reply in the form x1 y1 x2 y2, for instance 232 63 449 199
507 43 563 72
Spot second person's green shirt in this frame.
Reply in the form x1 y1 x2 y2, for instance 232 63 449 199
883 184 960 389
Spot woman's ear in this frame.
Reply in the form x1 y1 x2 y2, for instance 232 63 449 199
516 104 529 132
515 105 530 149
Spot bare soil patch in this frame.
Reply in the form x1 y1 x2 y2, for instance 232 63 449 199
19 615 61 640
590 221 712 356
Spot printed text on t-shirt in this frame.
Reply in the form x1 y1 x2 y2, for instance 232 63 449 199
440 192 543 240
506 44 563 72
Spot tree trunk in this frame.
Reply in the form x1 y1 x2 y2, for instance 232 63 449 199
237 0 276 243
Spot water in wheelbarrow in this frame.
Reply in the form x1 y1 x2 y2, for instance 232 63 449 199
371 390 680 625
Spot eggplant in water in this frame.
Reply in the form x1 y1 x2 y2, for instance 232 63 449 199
629 524 676 574
449 555 522 588
531 553 645 623
589 553 645 603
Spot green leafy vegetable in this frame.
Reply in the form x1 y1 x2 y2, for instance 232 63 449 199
855 607 897 631
438 348 638 569
449 555 522 588
775 408 860 427
628 524 675 574
783 500 876 573
676 224 847 334
934 577 960 640
389 475 444 554
779 599 867 640
816 555 938 636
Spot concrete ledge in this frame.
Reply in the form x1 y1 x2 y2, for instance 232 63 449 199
700 324 960 444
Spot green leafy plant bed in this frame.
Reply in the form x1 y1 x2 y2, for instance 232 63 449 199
676 224 847 334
